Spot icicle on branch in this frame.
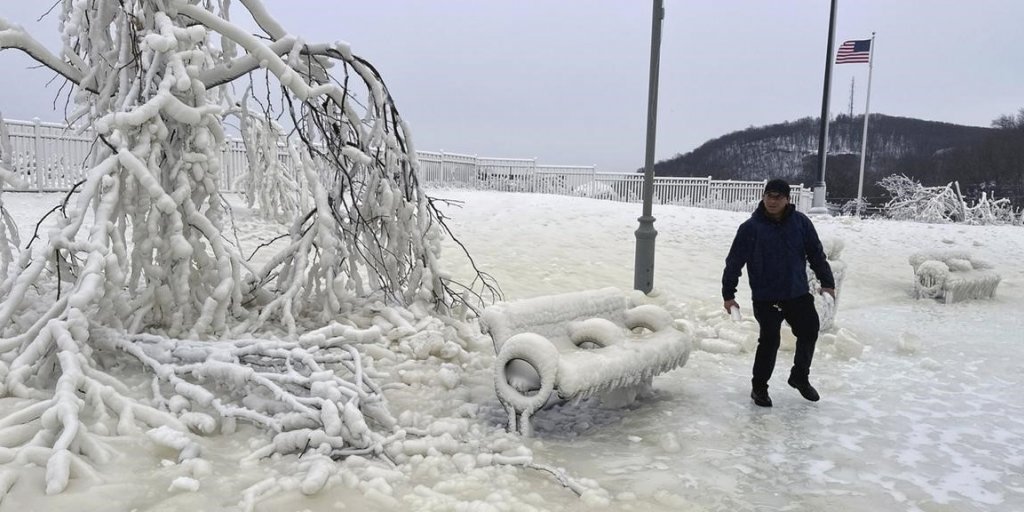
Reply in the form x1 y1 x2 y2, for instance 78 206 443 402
231 86 304 223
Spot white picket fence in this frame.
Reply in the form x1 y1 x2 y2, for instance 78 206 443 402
1 117 811 212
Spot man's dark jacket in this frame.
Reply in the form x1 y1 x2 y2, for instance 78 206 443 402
722 202 835 302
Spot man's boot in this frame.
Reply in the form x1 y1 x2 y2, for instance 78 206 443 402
750 388 773 407
787 376 820 402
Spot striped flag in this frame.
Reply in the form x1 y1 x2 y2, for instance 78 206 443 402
836 39 871 64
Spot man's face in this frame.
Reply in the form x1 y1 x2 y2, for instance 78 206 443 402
763 192 789 216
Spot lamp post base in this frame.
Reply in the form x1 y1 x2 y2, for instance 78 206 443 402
808 183 830 216
634 215 657 293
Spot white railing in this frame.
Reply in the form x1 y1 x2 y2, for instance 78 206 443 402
1 117 811 212
0 118 258 192
417 151 812 212
2 118 97 191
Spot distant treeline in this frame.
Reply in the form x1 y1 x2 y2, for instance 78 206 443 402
653 113 1024 206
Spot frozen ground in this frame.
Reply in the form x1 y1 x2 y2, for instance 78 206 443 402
2 188 1023 511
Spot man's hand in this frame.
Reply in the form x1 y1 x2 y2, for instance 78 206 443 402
723 299 739 313
821 287 835 298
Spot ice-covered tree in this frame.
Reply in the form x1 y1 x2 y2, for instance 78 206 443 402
0 0 497 496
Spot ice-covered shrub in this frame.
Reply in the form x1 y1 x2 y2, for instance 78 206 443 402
839 197 870 217
878 174 1021 225
572 182 619 201
965 191 1020 225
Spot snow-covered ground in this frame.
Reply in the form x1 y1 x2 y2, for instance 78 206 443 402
2 188 1023 511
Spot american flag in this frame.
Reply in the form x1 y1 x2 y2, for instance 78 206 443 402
836 39 871 64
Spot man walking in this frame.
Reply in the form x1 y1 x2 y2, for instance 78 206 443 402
722 179 835 407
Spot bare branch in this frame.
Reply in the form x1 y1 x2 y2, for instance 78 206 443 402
0 17 89 92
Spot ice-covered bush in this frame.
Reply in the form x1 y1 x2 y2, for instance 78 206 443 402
572 181 619 201
966 191 1020 225
878 173 1021 225
878 174 964 223
839 197 869 217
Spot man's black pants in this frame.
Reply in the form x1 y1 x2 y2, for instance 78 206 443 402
751 293 820 390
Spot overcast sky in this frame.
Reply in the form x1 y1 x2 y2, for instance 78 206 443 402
1 1 1022 172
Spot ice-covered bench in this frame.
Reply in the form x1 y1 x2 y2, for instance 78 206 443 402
479 288 692 436
909 250 1001 303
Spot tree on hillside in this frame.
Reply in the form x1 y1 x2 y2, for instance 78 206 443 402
0 0 496 497
992 108 1024 131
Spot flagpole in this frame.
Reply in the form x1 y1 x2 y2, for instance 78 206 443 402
855 32 876 217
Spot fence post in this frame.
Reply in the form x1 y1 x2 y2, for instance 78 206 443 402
220 142 229 191
473 154 480 190
439 150 446 183
0 113 11 172
33 118 44 191
531 157 538 192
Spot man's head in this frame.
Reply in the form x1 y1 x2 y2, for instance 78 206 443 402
762 179 790 218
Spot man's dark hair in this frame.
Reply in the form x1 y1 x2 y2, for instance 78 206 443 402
764 179 791 198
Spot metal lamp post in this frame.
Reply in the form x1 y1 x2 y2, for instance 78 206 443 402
634 0 664 293
810 0 839 215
